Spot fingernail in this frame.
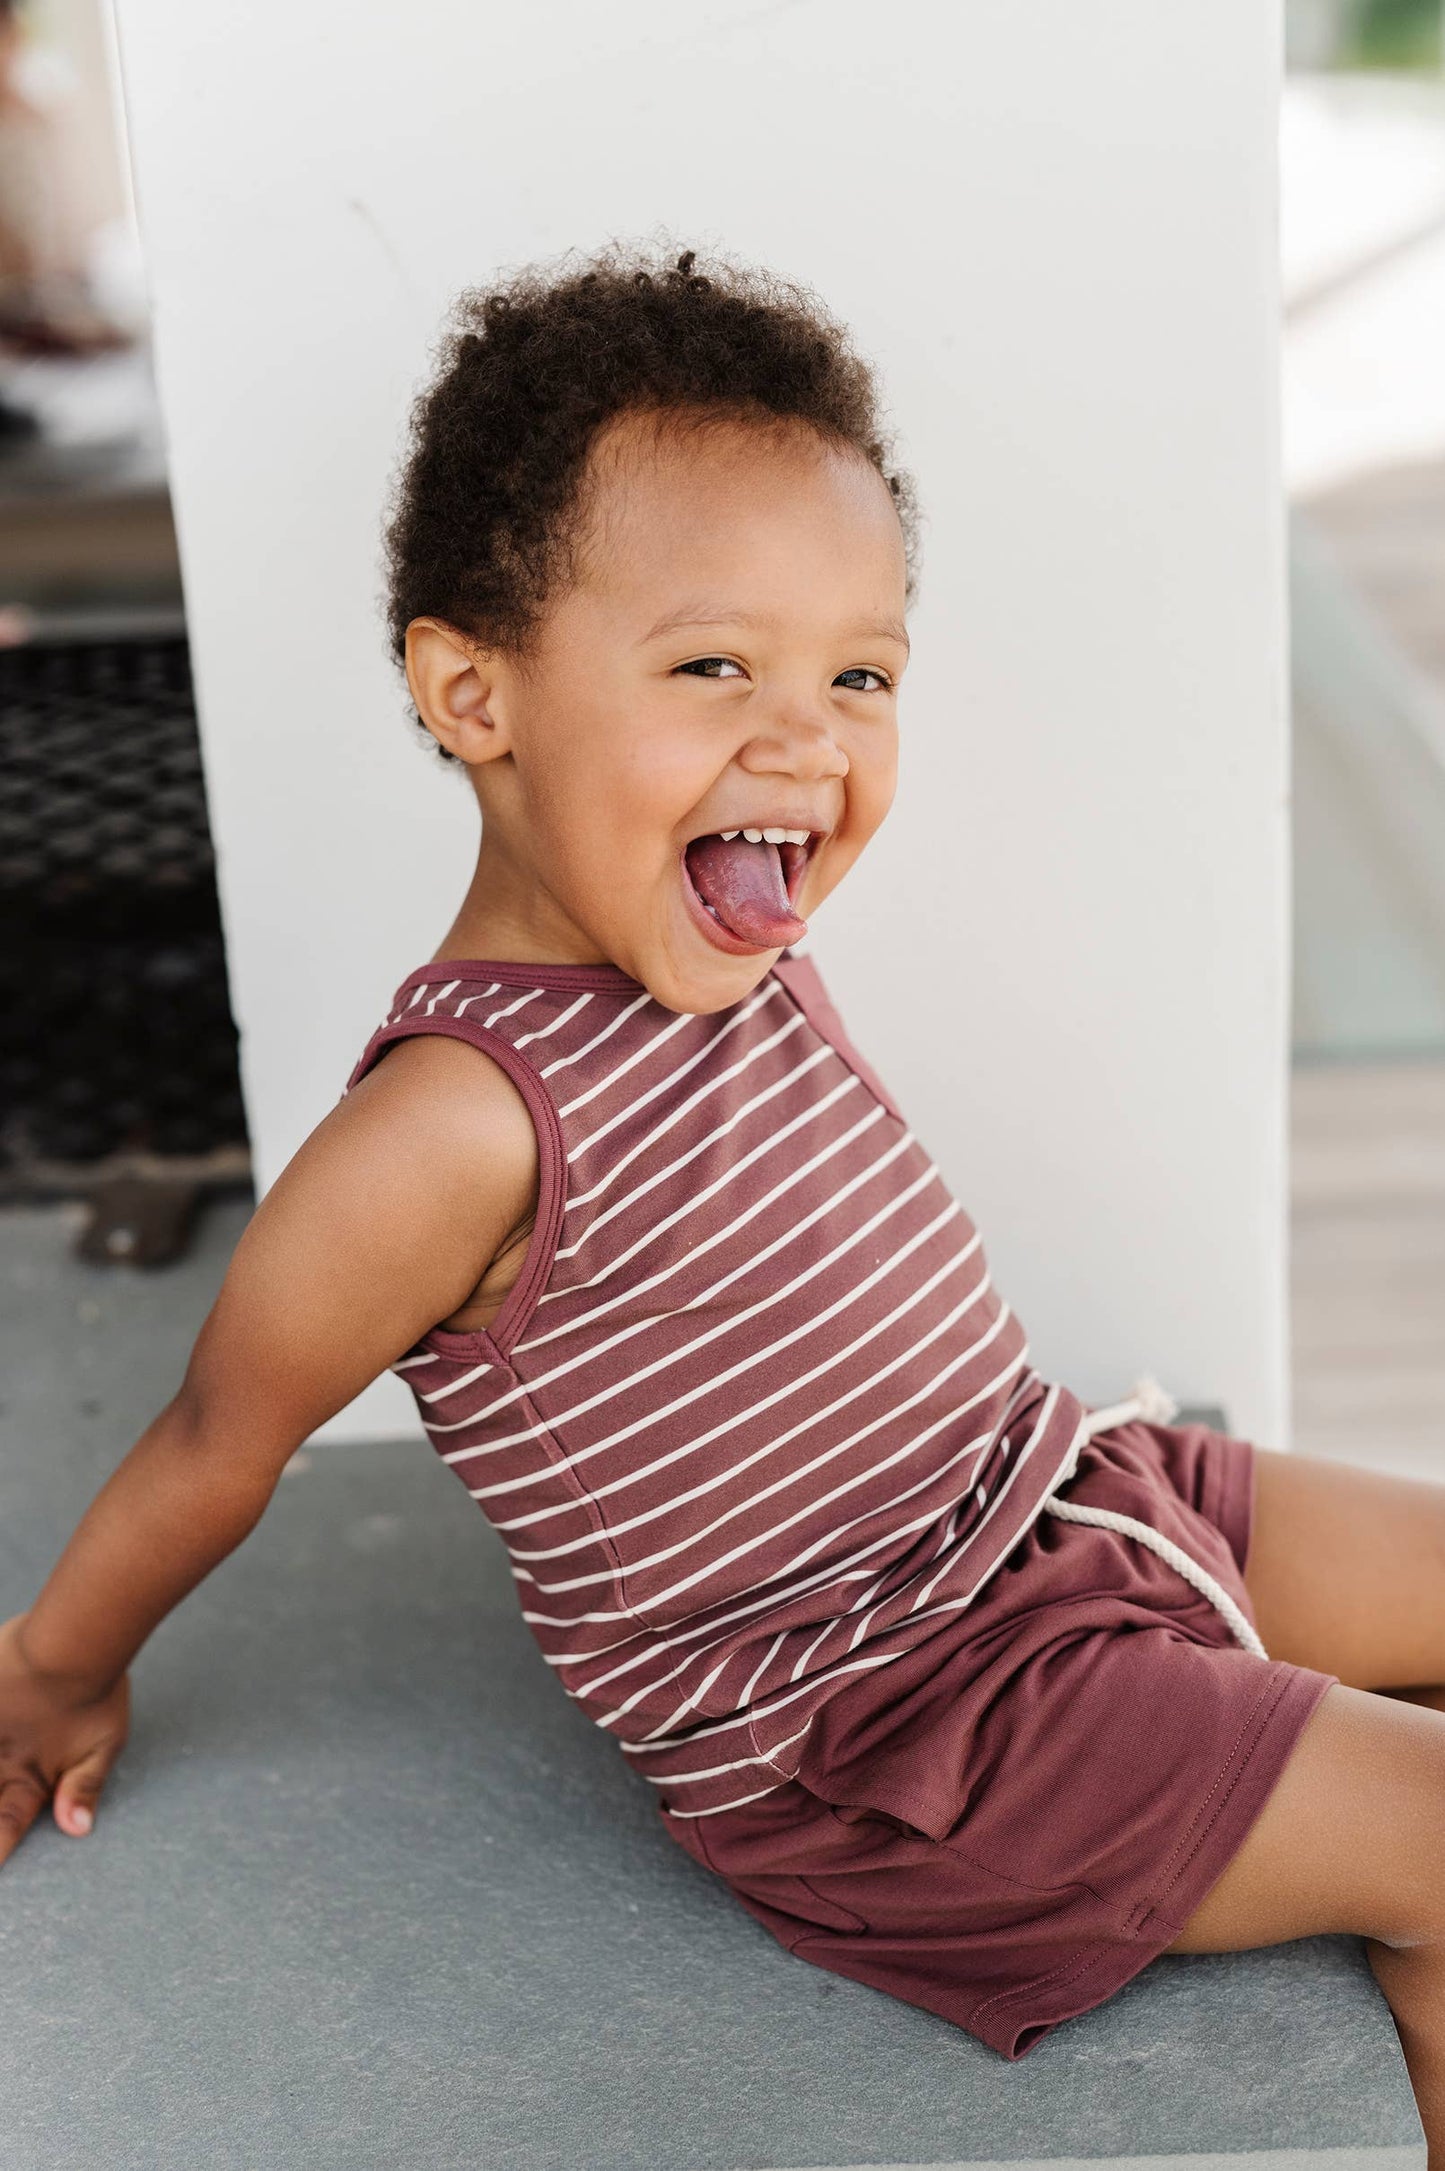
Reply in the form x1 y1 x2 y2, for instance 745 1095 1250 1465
71 1806 92 1835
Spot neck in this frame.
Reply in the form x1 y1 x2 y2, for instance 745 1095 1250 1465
432 827 610 969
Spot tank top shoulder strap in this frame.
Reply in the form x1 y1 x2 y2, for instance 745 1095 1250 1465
341 963 621 1362
771 949 906 1126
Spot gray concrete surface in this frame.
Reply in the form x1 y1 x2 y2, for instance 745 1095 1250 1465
0 1202 1425 2171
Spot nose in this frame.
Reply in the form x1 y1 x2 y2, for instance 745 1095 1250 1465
736 705 849 782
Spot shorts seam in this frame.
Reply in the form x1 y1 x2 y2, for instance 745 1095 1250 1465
793 1874 869 1937
966 1940 1119 2033
1124 1662 1296 1935
820 1797 1106 1907
932 1824 1106 1906
683 1809 722 1876
1207 1429 1254 1578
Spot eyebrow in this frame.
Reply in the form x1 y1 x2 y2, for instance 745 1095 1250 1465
638 605 910 654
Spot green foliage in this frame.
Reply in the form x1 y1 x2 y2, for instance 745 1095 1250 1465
1348 0 1443 67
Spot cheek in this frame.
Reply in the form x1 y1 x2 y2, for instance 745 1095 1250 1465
853 733 899 829
616 718 714 828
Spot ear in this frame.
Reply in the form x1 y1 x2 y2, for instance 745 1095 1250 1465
404 618 510 765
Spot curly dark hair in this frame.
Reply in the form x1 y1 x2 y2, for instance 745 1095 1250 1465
383 237 919 700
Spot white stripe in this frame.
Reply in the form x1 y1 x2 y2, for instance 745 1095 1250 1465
865 1389 1067 1652
642 1648 740 1739
636 1722 813 1787
483 988 546 1029
593 1360 1024 1737
538 989 655 1076
570 1567 885 1705
514 990 593 1047
495 1252 992 1548
566 1403 1036 1713
555 998 802 1224
788 1612 841 1687
515 1105 894 1362
392 1352 440 1373
429 1132 925 1427
572 1569 882 1712
446 1178 956 1488
736 1630 789 1710
595 1332 1015 1684
847 1391 1061 1646
548 1083 871 1304
424 979 460 1015
664 1786 780 1818
537 1366 1042 1684
429 1132 922 1423
522 1418 1012 1663
544 1346 1032 1661
565 994 796 1157
629 1648 902 1753
557 1009 697 1121
553 1051 841 1255
844 1557 908 1655
451 982 502 1017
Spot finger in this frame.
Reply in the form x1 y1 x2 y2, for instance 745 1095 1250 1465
0 1767 49 1867
52 1743 118 1838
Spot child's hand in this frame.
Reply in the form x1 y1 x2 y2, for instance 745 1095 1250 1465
0 1613 130 1866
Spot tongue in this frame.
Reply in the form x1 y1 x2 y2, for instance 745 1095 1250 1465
685 834 808 948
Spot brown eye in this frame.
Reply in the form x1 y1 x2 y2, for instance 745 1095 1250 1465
835 667 891 693
675 656 744 679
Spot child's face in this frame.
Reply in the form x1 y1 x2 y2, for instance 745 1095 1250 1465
410 409 909 1014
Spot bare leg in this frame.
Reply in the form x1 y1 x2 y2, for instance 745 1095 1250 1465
1243 1446 1445 1692
1159 1447 1445 2159
1162 1685 1445 2159
1372 1941 1445 2159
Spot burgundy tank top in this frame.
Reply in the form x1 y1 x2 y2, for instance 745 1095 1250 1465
346 946 1091 1817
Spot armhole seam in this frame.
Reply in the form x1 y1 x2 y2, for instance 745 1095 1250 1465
348 1013 566 1368
770 956 907 1127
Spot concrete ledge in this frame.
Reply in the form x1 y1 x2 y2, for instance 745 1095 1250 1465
0 1204 1426 2171
779 2157 1424 2171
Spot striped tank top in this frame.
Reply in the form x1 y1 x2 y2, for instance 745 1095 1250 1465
345 947 1173 1818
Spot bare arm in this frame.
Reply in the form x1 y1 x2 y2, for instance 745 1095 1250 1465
0 1034 537 1862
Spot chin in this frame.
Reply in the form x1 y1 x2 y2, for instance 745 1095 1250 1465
646 949 779 1017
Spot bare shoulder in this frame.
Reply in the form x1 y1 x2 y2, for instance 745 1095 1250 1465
281 1028 540 1292
178 1029 540 1456
343 1032 538 1206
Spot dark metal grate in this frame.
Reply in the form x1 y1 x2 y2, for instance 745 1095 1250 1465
0 636 249 1179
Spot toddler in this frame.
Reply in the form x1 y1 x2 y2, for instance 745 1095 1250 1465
4 241 1445 2147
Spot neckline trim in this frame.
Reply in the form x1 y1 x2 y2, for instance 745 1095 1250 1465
397 956 646 993
397 947 804 996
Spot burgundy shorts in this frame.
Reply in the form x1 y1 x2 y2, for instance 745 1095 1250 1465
663 1419 1337 2059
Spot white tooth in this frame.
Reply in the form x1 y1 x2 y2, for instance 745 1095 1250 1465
719 830 740 841
783 829 809 845
761 827 787 844
742 828 764 843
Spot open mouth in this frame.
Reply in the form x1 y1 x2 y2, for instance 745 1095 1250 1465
680 827 819 953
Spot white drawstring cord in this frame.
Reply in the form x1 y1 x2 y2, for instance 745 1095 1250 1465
1041 1377 1270 1661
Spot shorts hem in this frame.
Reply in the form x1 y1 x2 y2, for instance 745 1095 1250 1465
967 1656 1338 2060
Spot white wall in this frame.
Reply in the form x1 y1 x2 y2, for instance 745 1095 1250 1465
114 1 1289 1445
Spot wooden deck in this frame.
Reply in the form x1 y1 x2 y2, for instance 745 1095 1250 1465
1291 455 1445 1480
1292 1058 1445 1477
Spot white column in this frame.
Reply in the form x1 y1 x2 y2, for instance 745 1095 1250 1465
114 1 1288 1443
